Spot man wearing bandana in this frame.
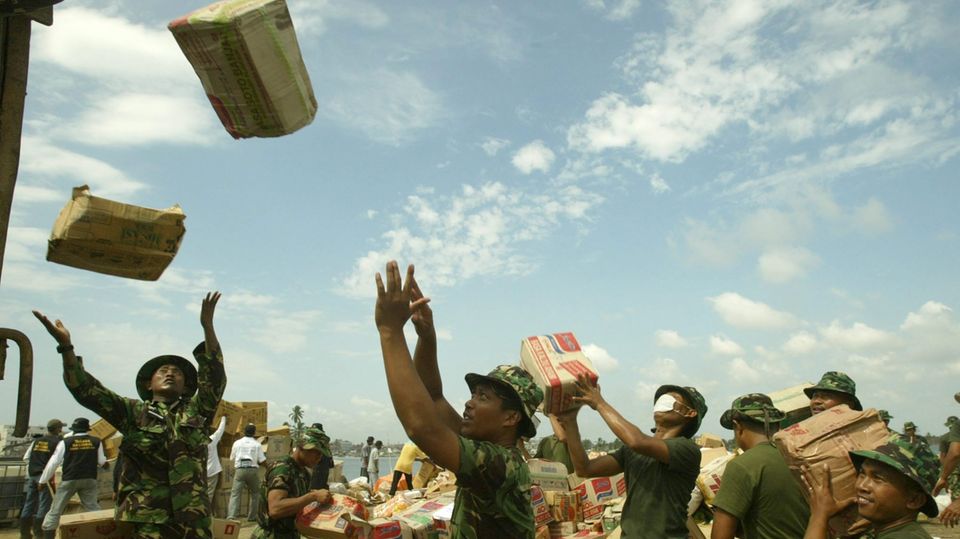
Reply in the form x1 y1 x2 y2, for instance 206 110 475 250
554 376 706 539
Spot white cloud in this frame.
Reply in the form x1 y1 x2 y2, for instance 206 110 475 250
710 334 744 356
582 343 619 371
287 0 389 36
709 292 799 330
729 357 762 382
13 185 61 204
319 69 442 146
757 247 820 283
782 331 818 355
677 218 740 268
852 197 893 234
19 137 146 199
250 310 323 354
820 320 897 351
339 182 603 297
481 137 511 156
583 0 642 21
636 357 683 402
649 173 671 194
512 140 556 175
61 93 217 147
655 329 688 349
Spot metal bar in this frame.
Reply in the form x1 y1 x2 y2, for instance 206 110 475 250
0 328 32 437
0 15 32 287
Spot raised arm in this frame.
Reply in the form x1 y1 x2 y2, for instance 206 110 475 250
573 373 671 464
409 275 462 433
191 292 226 421
33 311 134 430
554 409 623 478
376 262 461 472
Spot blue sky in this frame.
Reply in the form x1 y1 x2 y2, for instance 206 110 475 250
2 0 959 443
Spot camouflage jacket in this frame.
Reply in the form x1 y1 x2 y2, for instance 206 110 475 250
253 455 311 539
451 436 535 539
63 343 225 526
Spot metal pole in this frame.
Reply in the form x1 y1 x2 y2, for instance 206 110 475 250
0 15 32 287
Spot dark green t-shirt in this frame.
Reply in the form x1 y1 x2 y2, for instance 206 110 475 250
534 435 574 474
712 442 809 539
613 437 700 539
451 436 534 539
875 520 932 538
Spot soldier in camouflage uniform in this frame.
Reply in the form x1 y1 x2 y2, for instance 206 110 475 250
251 426 332 539
33 292 225 539
901 422 932 452
805 371 863 415
940 416 960 501
879 409 893 428
375 262 544 538
803 436 940 538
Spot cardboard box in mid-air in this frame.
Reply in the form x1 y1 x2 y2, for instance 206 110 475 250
520 332 598 415
169 0 317 139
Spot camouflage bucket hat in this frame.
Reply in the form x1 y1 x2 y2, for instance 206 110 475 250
301 426 332 458
903 421 917 431
465 365 544 439
850 439 940 517
719 393 786 430
946 416 959 427
878 410 892 422
803 371 862 411
655 385 708 439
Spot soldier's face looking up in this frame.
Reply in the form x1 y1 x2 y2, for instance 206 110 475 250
854 459 926 525
808 390 854 415
461 383 519 441
149 364 185 400
653 391 695 428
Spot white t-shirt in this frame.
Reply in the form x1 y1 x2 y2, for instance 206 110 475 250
206 417 227 477
369 447 381 473
230 436 266 468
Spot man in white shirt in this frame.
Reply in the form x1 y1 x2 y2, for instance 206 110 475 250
368 440 383 487
228 423 266 521
206 416 227 513
39 418 107 538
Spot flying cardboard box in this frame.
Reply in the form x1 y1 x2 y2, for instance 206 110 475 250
296 494 368 538
46 186 186 281
520 333 598 415
88 419 117 441
773 405 888 537
527 459 571 491
570 474 626 521
768 383 814 428
168 0 317 139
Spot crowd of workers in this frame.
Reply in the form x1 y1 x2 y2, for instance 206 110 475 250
16 261 960 538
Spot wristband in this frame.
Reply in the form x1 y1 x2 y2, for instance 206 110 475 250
56 344 74 354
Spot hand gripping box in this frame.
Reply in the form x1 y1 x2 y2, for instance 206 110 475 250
46 186 186 281
169 0 317 138
295 494 368 538
520 332 598 415
773 405 889 537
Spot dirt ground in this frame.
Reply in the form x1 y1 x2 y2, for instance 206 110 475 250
2 520 959 538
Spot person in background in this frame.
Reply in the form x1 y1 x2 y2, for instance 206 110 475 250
940 416 960 502
20 419 63 539
33 292 225 539
359 436 373 482
229 423 267 521
802 438 939 538
368 440 383 487
206 416 227 514
879 410 893 428
251 427 332 539
805 371 862 415
309 423 336 490
710 394 809 539
38 418 107 538
390 442 426 496
535 415 574 474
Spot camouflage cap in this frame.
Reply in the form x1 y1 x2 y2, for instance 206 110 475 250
903 421 917 431
465 365 544 439
300 426 332 458
878 410 892 422
719 393 786 430
946 416 959 427
803 371 862 411
849 437 940 517
655 385 708 439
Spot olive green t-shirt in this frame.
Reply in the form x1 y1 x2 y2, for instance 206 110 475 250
875 520 932 538
712 442 809 539
451 436 535 539
613 437 700 539
534 435 574 474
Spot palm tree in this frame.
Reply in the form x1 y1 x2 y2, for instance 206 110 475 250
289 405 305 443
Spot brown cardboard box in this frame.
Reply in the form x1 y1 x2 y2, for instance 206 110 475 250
88 419 117 441
768 383 814 428
520 333 598 415
102 435 123 461
773 405 889 536
327 459 344 484
168 0 317 139
260 434 292 460
570 474 626 521
238 401 268 435
528 459 571 491
412 461 438 489
219 457 235 490
211 518 242 539
544 490 581 523
695 433 725 448
295 494 368 537
57 509 133 538
696 451 737 506
96 462 115 500
212 400 246 435
46 186 186 281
